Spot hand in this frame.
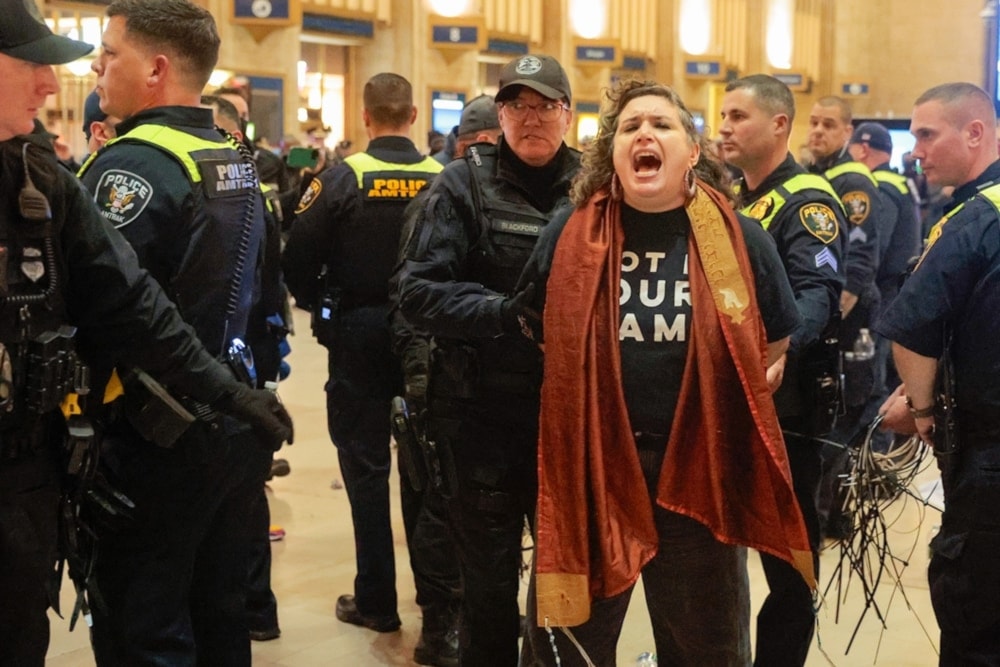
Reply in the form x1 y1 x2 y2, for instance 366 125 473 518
914 415 936 444
404 372 428 414
766 354 787 394
501 283 542 343
215 384 294 450
877 385 917 435
840 290 859 317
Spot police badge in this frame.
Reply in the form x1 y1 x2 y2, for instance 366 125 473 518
799 203 839 244
841 190 871 225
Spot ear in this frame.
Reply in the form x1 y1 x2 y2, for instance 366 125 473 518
362 109 371 127
689 138 702 167
773 113 790 136
966 118 986 148
148 53 169 87
409 105 417 125
92 121 113 144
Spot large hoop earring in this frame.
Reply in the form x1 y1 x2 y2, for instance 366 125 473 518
684 168 697 203
610 173 623 201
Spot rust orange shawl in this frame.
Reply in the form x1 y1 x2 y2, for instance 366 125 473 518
534 182 814 627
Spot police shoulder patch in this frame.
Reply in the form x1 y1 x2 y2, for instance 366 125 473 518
94 169 154 228
841 190 871 225
799 203 839 244
746 195 774 222
295 178 322 214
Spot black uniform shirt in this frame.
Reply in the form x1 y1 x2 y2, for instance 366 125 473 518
812 151 883 297
737 153 846 352
875 160 1000 414
873 163 921 302
80 106 264 356
283 135 436 310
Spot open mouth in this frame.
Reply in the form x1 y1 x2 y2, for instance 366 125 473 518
633 151 662 175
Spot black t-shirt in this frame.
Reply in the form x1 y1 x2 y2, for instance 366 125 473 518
619 204 800 440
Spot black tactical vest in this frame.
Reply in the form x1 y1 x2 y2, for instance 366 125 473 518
464 144 555 296
0 136 74 431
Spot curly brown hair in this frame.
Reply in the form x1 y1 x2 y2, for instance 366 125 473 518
570 79 733 207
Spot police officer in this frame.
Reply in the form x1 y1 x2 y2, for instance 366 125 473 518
387 94 503 667
719 74 847 667
0 3 291 664
283 73 443 644
877 81 1000 666
847 122 921 417
77 1 286 663
398 54 580 665
847 122 921 331
807 96 885 428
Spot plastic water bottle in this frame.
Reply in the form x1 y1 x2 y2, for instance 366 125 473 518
852 327 875 361
635 652 657 666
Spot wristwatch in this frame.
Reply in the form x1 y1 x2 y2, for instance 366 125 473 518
905 396 935 419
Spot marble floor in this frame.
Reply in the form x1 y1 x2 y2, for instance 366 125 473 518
45 308 943 666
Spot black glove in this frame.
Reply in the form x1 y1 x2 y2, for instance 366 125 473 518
500 283 542 342
215 384 294 450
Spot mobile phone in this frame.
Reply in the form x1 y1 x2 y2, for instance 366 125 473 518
287 146 320 169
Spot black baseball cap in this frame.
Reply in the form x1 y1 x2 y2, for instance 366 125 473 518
0 0 93 65
496 55 571 104
850 122 893 154
458 95 499 136
82 90 106 139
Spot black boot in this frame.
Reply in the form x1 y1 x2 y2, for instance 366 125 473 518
413 603 459 667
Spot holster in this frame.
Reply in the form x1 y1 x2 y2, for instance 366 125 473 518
121 369 196 449
392 395 428 491
798 314 844 437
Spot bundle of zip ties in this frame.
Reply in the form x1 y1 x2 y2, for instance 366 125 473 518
817 415 943 662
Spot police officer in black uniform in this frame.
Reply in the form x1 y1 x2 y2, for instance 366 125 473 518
0 4 291 664
847 122 921 389
398 54 580 666
283 73 443 648
77 2 291 664
719 74 847 667
387 95 502 667
878 82 1000 666
807 96 885 429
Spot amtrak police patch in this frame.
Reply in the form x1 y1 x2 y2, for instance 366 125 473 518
95 170 153 228
746 196 774 222
295 178 322 214
841 190 871 225
799 203 839 244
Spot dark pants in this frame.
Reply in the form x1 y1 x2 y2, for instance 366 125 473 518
246 485 278 632
929 439 1000 665
90 423 269 666
520 449 750 667
325 306 401 618
432 394 538 667
755 431 821 667
0 445 60 667
399 462 461 618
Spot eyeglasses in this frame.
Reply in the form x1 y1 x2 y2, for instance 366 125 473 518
501 100 568 122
